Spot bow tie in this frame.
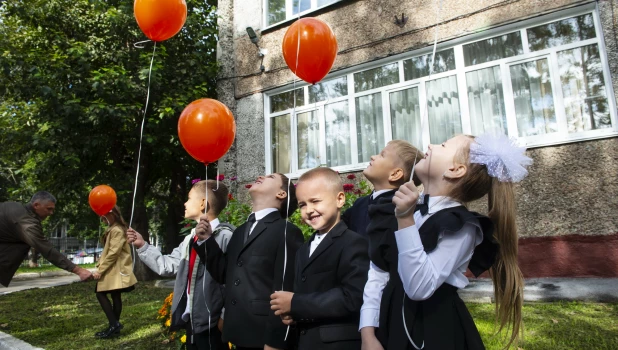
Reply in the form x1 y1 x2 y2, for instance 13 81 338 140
415 194 430 216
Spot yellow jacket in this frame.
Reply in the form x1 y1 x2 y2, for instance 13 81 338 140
96 224 137 292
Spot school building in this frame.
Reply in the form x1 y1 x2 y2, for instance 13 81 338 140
215 0 618 278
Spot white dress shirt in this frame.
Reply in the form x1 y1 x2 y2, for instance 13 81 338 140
248 208 279 236
359 196 483 329
183 219 220 321
372 189 392 199
309 232 328 256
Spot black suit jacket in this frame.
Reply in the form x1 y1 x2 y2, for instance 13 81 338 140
197 211 304 349
289 221 369 350
341 190 397 240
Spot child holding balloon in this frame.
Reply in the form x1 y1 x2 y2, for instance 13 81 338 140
93 205 137 339
194 173 305 350
362 133 531 350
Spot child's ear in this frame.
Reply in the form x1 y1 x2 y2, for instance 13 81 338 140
336 191 345 208
389 168 404 183
200 198 210 214
444 163 467 180
275 190 288 200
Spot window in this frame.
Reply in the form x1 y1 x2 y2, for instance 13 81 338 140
265 7 617 175
265 0 342 27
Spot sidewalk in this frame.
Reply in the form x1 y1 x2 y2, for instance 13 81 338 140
1 269 97 296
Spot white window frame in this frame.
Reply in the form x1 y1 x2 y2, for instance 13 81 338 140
263 0 344 29
264 3 618 177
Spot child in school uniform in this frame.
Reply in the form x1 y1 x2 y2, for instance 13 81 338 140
194 173 304 350
342 140 423 239
127 180 234 350
270 167 369 350
362 133 531 350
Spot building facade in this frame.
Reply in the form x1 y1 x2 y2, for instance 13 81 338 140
216 0 618 277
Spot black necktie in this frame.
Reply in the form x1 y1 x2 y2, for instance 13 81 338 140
243 213 256 243
415 194 430 216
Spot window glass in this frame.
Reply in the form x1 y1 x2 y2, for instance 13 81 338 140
354 63 399 93
309 76 348 103
325 101 352 166
466 66 508 135
528 14 596 51
270 88 304 113
271 114 291 173
558 44 612 132
403 49 456 81
356 93 385 162
463 32 523 66
390 87 422 149
510 58 557 136
426 76 462 144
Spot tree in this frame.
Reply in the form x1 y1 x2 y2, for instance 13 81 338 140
0 0 219 279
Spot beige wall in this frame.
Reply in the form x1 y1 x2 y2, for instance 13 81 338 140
216 0 618 238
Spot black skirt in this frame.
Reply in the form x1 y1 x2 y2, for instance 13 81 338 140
376 280 485 350
95 284 135 294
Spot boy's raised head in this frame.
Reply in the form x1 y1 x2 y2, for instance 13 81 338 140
185 180 230 221
296 167 345 234
363 140 423 190
249 173 298 218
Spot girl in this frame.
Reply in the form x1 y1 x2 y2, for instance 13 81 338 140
360 133 531 350
93 205 137 338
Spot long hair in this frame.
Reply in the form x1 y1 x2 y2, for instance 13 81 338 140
102 205 128 244
450 136 523 349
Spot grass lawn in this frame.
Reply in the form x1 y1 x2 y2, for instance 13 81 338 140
15 263 97 275
0 281 176 350
0 281 617 349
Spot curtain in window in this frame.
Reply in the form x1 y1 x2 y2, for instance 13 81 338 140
325 101 352 167
271 114 291 173
356 93 385 163
558 44 611 132
466 66 508 135
297 111 320 169
267 0 286 26
390 87 422 149
426 76 462 144
510 59 557 136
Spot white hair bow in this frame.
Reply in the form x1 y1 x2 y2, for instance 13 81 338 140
469 133 532 183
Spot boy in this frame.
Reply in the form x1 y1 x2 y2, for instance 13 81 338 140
348 141 423 349
342 140 423 238
195 173 304 350
270 167 369 350
127 180 234 350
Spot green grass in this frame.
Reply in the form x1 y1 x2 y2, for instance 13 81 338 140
469 302 618 349
0 281 176 350
15 263 97 275
0 282 617 349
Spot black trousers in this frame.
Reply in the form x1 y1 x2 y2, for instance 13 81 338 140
185 320 227 350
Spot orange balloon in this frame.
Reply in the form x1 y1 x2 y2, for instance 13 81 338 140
89 185 117 216
282 18 338 85
134 0 187 42
178 99 236 164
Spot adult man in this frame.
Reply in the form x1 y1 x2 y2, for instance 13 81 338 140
0 191 93 287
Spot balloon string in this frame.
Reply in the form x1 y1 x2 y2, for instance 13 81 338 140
133 39 152 49
205 163 209 215
129 41 157 228
410 0 443 184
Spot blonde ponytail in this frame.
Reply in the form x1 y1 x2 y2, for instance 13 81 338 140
488 179 524 349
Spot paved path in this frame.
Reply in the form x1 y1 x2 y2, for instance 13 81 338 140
0 275 81 296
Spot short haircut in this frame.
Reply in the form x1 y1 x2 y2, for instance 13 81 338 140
191 180 229 216
29 191 56 204
388 140 424 186
276 173 298 218
297 167 343 195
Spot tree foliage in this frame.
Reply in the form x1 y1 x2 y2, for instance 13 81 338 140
0 0 218 256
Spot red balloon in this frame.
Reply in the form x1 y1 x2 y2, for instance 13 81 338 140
178 99 236 164
134 0 187 42
282 18 338 85
89 185 117 216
